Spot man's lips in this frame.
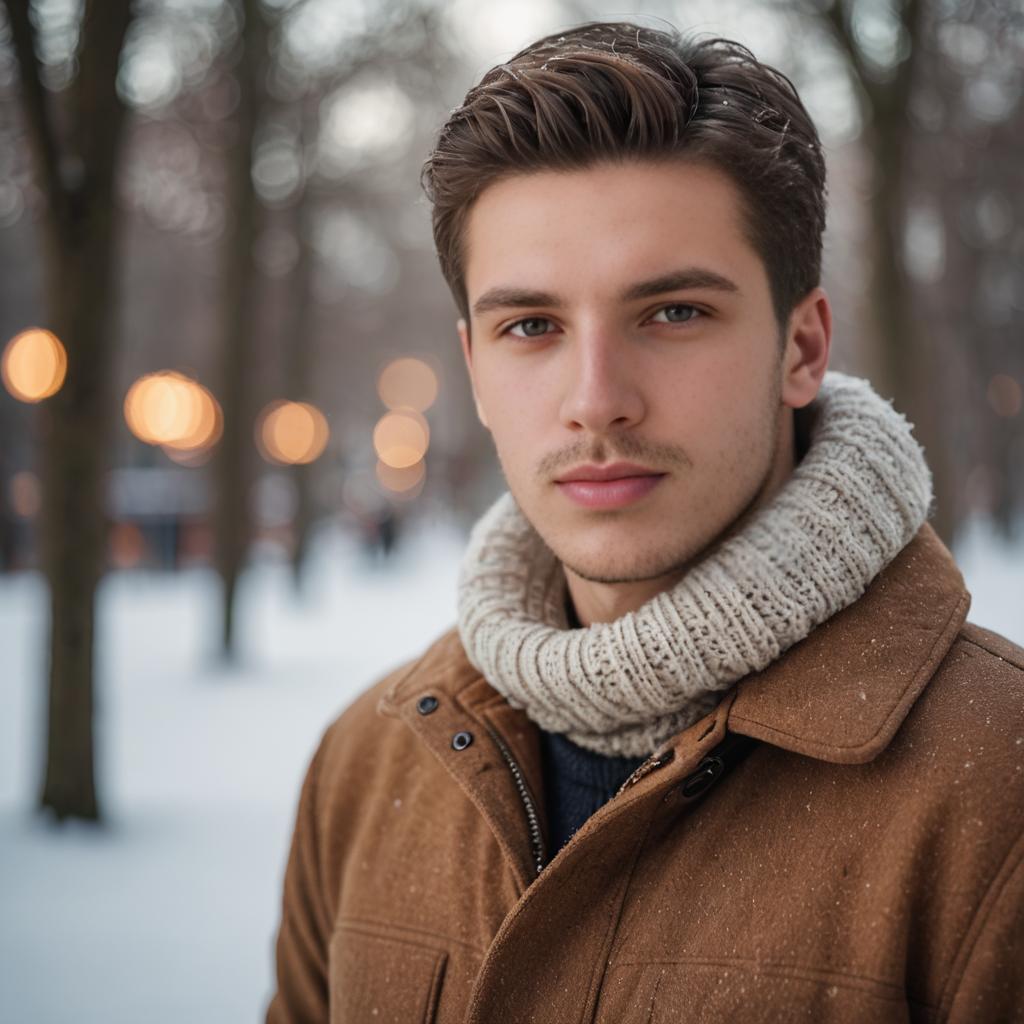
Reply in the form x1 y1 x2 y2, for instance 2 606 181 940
554 463 666 509
555 462 662 483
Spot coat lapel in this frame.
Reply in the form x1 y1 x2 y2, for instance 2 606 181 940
728 524 970 764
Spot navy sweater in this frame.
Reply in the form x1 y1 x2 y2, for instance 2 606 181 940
539 729 646 857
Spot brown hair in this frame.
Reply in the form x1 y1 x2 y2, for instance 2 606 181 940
421 21 827 330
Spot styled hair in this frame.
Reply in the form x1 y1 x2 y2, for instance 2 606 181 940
421 21 827 329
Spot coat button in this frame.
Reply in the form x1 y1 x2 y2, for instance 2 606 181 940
416 695 439 715
451 730 474 751
680 754 725 798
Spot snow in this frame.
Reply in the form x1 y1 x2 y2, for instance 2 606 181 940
0 516 1020 1023
953 518 1024 645
0 519 464 1024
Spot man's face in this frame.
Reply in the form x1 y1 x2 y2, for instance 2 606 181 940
460 159 815 586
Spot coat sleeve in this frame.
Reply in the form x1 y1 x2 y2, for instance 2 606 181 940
265 731 334 1024
944 831 1024 1024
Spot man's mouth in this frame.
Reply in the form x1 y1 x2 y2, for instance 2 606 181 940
554 463 666 509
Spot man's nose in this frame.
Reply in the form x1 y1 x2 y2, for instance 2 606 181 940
557 327 646 434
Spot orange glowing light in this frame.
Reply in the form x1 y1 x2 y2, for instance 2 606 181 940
124 371 222 451
110 522 146 570
257 400 330 465
375 458 425 494
161 444 213 467
377 357 439 413
9 470 41 518
988 374 1022 418
373 410 429 469
1 328 67 403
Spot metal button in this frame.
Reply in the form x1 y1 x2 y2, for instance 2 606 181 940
451 730 474 751
680 755 725 798
416 695 439 715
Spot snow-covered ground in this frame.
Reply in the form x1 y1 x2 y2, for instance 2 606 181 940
1 516 1020 1023
0 518 465 1024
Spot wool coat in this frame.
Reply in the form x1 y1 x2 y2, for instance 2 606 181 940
266 524 1024 1023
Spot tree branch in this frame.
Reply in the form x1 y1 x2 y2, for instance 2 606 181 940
819 0 883 107
3 0 65 219
72 0 133 194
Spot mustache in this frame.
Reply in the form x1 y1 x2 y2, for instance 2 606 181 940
537 435 691 478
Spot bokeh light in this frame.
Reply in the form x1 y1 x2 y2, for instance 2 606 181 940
110 522 146 570
377 357 439 412
373 410 429 468
124 371 222 451
161 444 214 467
1 328 67 403
375 458 425 495
987 374 1022 418
9 470 41 518
257 400 330 465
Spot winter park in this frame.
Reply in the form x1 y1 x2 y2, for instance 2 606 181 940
1 1 1022 1022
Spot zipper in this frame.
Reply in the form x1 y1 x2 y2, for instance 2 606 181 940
483 721 547 877
615 747 675 797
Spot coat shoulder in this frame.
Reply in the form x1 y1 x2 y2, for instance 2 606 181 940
930 621 1024 716
314 626 465 782
956 621 1024 673
906 620 1024 817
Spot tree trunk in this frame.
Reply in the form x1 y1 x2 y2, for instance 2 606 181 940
211 0 267 659
37 204 122 819
286 197 317 591
3 0 135 821
862 14 956 543
817 0 956 542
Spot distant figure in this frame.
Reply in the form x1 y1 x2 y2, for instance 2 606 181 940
353 503 399 565
375 506 397 558
268 22 1024 1023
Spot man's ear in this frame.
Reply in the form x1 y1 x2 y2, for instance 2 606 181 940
781 286 831 410
458 317 490 429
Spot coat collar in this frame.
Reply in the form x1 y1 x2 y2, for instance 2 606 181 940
382 524 970 768
726 523 970 764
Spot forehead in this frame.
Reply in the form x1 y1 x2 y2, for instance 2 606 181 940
462 160 766 304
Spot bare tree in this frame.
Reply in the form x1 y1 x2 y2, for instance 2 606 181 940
211 0 456 629
4 0 135 820
792 0 959 538
210 0 270 659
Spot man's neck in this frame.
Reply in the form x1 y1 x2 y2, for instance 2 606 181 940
564 566 687 626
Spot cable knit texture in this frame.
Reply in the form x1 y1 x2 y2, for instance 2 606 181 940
456 372 934 757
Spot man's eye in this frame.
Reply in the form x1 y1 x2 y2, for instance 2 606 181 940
507 317 553 338
650 304 701 324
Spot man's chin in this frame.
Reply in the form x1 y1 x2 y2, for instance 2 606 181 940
556 543 704 587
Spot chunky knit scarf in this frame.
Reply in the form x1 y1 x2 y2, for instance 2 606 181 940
456 372 933 758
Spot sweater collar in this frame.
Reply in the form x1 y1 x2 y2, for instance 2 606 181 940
455 372 936 758
382 523 969 766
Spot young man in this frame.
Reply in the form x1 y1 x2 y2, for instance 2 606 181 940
267 22 1024 1023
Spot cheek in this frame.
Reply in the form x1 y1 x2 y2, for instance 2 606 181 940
476 371 549 466
653 350 777 462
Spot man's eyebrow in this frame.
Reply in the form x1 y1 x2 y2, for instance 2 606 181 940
470 268 740 318
621 268 741 302
471 288 562 317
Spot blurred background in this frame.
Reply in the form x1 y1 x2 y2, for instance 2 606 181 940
0 0 1021 1020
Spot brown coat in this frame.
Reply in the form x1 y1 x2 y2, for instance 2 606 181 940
266 526 1024 1023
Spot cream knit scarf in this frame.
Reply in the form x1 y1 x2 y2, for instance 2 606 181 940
456 372 933 758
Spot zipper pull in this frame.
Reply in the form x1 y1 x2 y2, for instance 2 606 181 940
616 748 675 796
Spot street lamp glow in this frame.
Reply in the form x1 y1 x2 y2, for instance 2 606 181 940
1 328 67 403
375 458 425 495
373 409 429 469
377 357 439 413
124 371 222 451
257 400 330 465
